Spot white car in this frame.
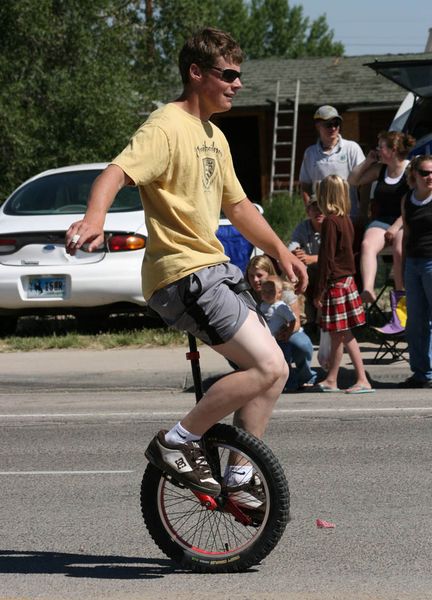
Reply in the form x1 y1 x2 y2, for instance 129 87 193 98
0 163 262 334
0 163 148 334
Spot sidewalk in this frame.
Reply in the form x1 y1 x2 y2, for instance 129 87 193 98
0 342 411 391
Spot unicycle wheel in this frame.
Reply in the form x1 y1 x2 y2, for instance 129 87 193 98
140 423 290 573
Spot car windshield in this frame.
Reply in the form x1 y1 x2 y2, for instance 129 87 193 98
3 169 143 215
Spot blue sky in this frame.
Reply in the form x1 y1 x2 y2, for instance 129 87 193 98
294 0 431 56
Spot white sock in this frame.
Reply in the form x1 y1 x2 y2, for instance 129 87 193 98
165 422 201 445
224 465 253 486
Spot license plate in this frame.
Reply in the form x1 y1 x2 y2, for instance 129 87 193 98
28 276 66 298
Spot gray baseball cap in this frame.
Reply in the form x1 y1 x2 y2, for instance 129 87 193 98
313 105 342 121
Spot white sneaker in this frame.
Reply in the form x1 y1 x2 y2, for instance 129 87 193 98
226 474 265 510
145 430 221 496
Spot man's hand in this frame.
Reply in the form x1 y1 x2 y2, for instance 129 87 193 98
278 251 308 294
292 247 306 263
65 219 105 256
292 248 317 266
65 164 131 256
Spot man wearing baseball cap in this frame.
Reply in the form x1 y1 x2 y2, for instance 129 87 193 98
299 105 365 219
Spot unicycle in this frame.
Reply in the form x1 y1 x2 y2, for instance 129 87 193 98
140 333 290 573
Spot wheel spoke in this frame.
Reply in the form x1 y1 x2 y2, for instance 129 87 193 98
141 423 290 572
157 444 265 554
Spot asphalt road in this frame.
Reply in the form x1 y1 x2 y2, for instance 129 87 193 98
1 381 432 600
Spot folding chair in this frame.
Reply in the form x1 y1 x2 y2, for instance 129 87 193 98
370 289 408 363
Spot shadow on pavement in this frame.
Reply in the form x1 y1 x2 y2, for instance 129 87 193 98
0 549 179 579
184 366 404 394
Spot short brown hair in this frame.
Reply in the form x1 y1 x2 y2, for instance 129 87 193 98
178 27 243 85
378 131 416 160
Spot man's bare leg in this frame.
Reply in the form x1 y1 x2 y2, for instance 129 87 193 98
181 310 288 439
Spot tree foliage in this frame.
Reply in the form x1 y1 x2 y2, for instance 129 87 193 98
0 0 141 197
0 0 343 198
244 0 344 58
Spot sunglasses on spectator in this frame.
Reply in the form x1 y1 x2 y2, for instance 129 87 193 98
417 168 432 177
209 66 242 83
323 120 341 129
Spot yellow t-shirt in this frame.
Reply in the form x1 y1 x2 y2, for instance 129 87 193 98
112 103 246 299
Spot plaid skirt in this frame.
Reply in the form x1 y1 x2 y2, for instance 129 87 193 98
320 276 365 332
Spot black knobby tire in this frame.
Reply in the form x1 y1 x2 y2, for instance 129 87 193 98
140 423 290 573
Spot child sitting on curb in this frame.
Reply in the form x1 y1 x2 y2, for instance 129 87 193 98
260 276 316 392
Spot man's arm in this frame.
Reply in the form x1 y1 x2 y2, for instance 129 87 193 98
65 164 132 255
222 198 308 293
299 154 313 204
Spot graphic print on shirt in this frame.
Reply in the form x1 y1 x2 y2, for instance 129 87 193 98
196 140 222 190
202 157 216 189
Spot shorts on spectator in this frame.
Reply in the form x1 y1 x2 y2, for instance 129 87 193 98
366 216 397 230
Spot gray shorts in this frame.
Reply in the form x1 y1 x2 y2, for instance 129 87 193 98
147 263 257 346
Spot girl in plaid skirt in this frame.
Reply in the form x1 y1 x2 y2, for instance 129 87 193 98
313 175 374 394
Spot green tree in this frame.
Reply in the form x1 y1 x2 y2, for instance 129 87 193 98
0 0 141 198
245 0 343 58
132 0 343 104
0 0 344 197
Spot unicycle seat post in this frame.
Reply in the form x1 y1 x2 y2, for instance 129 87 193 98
186 333 203 403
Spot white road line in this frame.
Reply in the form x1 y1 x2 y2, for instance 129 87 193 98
0 411 144 418
275 407 432 414
0 407 431 420
0 470 134 475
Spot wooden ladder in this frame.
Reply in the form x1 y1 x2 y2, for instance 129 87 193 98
269 79 300 198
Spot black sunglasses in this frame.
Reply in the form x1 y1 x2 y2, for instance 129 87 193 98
209 66 242 83
323 120 341 129
417 168 432 177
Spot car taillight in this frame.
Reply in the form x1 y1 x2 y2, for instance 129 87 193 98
106 234 146 252
0 238 17 253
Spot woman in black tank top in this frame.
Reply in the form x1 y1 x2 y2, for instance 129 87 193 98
348 131 415 304
399 155 432 388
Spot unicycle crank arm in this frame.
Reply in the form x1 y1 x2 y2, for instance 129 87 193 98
193 491 218 510
223 498 253 525
193 491 253 525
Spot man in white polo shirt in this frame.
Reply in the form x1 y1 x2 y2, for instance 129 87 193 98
300 105 365 219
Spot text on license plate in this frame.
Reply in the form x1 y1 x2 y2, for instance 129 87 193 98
28 276 66 298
